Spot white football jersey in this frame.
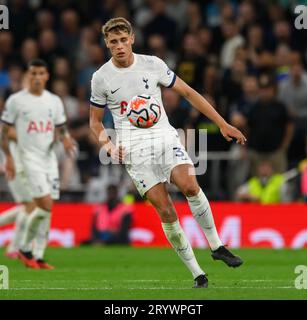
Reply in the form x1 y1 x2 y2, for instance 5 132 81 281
1 89 66 172
90 54 178 145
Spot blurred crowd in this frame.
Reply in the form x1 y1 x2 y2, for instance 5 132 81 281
0 0 307 202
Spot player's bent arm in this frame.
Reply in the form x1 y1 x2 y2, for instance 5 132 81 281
89 105 109 146
0 123 13 157
172 77 247 145
7 127 17 142
89 105 125 162
0 122 15 179
56 123 77 158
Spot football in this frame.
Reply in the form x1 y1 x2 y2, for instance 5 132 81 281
126 94 161 128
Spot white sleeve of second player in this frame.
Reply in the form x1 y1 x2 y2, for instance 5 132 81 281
1 96 18 125
154 56 177 88
90 72 107 108
54 96 67 126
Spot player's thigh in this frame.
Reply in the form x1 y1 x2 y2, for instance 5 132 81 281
125 162 166 198
170 164 200 197
145 182 178 223
7 171 32 204
161 138 198 197
25 170 55 210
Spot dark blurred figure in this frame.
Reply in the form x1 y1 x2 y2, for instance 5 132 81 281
183 1 203 34
230 74 259 134
36 9 55 33
188 95 229 200
20 38 39 67
0 32 17 66
237 1 258 37
162 88 189 129
39 30 64 68
147 34 176 70
69 101 100 184
278 60 307 167
52 57 76 92
220 19 245 70
176 33 206 90
52 79 79 121
58 9 81 60
143 0 177 50
201 64 221 105
221 57 247 108
89 185 132 245
8 0 33 47
246 74 294 175
77 45 105 100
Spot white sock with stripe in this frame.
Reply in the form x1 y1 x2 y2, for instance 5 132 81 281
0 205 21 226
187 189 222 251
162 220 205 279
21 207 50 253
7 207 28 253
33 215 51 260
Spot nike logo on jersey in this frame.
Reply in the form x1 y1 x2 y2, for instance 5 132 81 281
111 88 121 94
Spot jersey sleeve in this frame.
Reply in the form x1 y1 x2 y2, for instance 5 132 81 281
154 56 177 88
90 72 107 108
1 96 18 125
54 96 67 127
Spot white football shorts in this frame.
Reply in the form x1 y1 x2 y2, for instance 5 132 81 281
7 171 32 203
25 169 60 200
125 133 193 197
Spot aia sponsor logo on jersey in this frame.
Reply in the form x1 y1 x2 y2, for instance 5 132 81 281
27 120 53 133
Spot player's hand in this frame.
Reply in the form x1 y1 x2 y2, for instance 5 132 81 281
63 136 79 159
220 123 247 145
105 143 126 163
5 155 15 180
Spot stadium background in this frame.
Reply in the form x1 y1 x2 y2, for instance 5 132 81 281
0 0 307 250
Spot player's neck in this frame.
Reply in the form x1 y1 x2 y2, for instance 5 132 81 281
28 88 45 96
112 53 134 68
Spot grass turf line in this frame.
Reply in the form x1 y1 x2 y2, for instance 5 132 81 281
0 247 306 300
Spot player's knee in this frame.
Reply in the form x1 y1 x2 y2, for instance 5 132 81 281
35 197 53 212
182 183 200 197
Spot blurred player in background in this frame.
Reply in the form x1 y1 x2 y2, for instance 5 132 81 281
0 126 35 259
90 18 246 288
1 59 76 269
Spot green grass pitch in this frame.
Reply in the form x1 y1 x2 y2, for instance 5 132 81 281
0 247 306 300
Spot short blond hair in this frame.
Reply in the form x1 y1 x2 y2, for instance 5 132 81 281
102 17 133 38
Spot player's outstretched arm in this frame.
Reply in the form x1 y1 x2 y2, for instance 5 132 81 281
89 105 125 162
172 76 247 145
0 123 15 180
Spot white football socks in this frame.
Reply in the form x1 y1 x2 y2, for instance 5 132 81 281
33 214 51 260
7 207 28 253
187 189 222 251
0 205 21 226
162 220 205 279
21 207 51 253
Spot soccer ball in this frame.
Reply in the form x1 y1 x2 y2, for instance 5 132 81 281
126 94 161 128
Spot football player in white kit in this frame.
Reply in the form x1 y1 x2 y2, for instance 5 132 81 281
0 127 35 259
1 59 75 269
90 18 247 288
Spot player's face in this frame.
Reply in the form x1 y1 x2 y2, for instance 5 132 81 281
105 31 135 64
27 66 49 92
